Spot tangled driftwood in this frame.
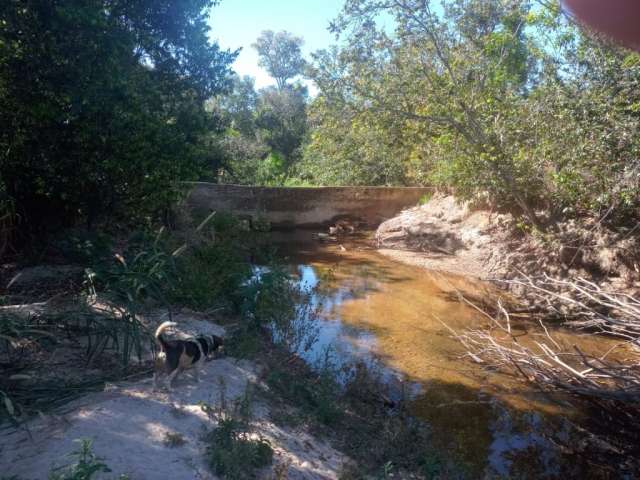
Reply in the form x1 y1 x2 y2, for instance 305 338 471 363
449 276 640 475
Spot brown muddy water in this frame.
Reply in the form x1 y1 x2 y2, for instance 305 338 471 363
272 231 627 477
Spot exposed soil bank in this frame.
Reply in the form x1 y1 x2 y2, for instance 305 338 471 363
376 194 640 298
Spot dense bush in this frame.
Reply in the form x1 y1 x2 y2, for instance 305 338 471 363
212 77 309 186
0 1 236 242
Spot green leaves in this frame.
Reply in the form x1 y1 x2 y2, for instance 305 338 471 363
302 0 640 225
0 0 236 236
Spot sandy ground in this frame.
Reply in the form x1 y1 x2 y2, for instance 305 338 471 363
375 194 640 294
377 247 500 279
375 195 508 280
0 318 346 480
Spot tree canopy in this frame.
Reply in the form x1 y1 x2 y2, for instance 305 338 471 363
252 30 306 90
299 0 640 226
3 0 639 241
0 0 236 238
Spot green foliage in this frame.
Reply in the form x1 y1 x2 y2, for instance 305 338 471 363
205 417 273 479
0 389 18 423
299 96 407 186
418 193 433 206
0 0 236 239
0 439 129 480
0 180 15 256
252 30 306 90
212 44 309 186
87 232 174 308
265 366 342 426
203 389 273 480
302 0 640 226
84 212 257 315
254 152 287 186
255 85 308 165
47 439 123 480
170 240 252 312
167 212 255 311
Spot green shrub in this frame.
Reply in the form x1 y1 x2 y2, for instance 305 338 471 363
203 388 273 480
169 241 252 312
205 417 273 480
265 367 342 426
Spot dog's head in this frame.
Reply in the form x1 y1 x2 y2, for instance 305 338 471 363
199 334 224 357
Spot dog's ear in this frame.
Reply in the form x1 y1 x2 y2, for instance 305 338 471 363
211 335 224 350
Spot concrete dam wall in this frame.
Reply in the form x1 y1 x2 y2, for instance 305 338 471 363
186 183 433 229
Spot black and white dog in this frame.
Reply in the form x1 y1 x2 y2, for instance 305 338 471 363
153 321 223 390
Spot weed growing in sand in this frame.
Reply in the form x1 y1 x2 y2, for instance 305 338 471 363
202 386 273 480
1 389 19 423
205 417 273 480
47 439 129 480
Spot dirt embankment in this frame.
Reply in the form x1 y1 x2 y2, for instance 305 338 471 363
376 195 640 299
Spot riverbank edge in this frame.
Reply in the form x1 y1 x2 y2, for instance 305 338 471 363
375 194 640 306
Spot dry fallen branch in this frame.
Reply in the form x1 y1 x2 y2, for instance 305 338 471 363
500 272 640 340
450 276 640 475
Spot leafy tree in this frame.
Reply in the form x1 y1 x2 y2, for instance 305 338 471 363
212 77 308 185
308 0 546 226
252 30 305 90
0 0 236 239
301 0 640 226
206 30 310 186
214 74 260 138
255 84 308 165
299 94 408 186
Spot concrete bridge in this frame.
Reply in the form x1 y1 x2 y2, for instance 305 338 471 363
186 183 433 229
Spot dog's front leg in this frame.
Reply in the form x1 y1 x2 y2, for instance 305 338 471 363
167 367 182 390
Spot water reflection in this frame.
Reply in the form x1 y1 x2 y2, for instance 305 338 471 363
277 237 624 477
293 263 415 393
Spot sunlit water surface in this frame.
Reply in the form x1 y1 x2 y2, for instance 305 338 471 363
270 232 625 476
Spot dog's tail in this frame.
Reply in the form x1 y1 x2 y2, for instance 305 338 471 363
154 321 177 351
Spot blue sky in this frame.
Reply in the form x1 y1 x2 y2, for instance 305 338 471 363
207 0 346 91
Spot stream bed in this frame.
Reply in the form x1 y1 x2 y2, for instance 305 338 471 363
272 231 625 477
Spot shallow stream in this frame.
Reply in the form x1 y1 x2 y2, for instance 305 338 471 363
273 231 625 476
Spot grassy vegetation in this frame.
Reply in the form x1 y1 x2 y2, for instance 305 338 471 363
201 387 273 480
0 211 269 425
46 440 121 480
0 439 131 480
231 326 458 479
